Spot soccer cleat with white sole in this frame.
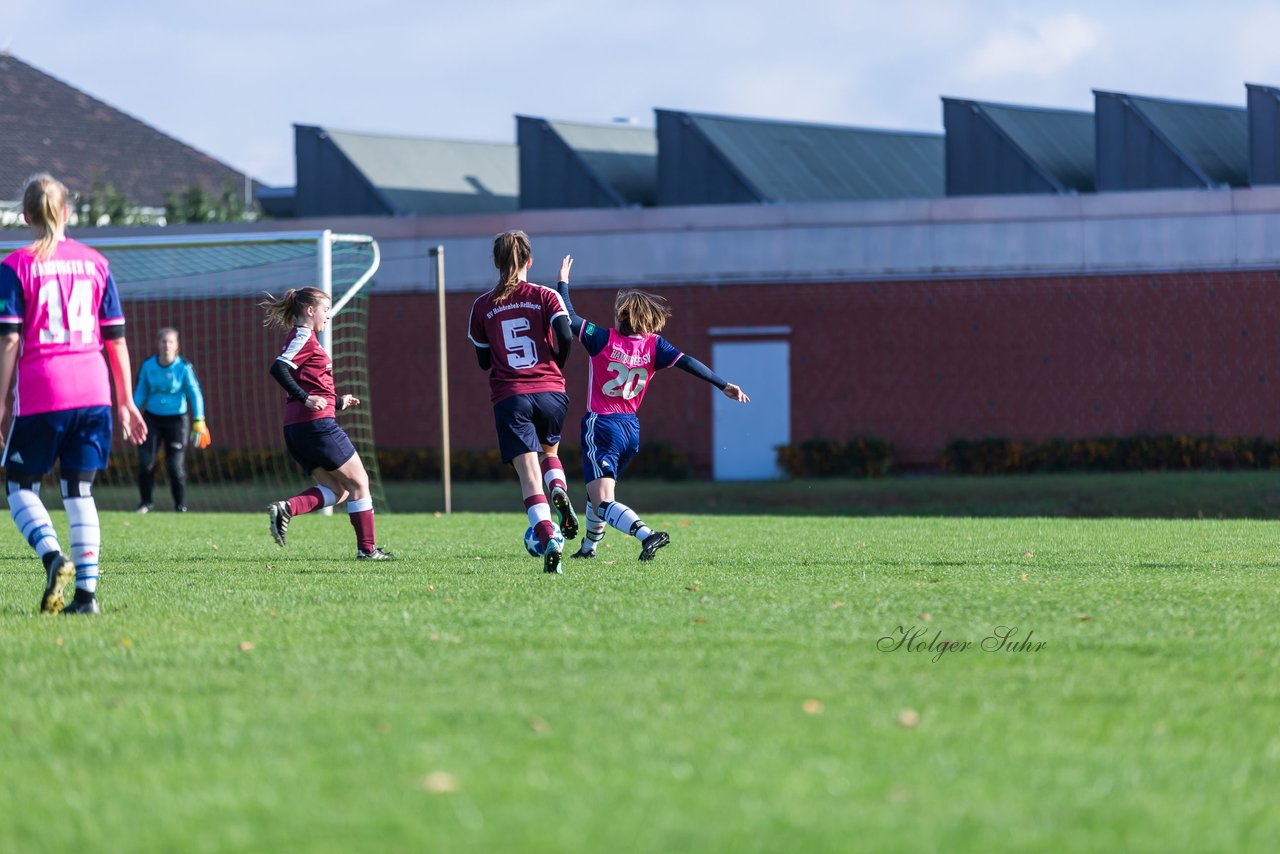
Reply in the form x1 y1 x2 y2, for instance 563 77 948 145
357 547 395 560
543 539 564 574
268 500 291 547
40 553 75 614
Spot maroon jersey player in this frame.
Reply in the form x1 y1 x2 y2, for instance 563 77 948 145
261 286 391 560
468 230 578 574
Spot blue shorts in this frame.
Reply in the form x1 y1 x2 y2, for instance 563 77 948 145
2 406 113 475
283 418 357 474
493 392 568 463
581 412 640 482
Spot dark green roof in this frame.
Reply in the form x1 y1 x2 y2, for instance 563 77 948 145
973 101 1095 192
1119 93 1248 187
680 112 944 201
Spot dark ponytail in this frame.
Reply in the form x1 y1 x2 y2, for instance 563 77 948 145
492 230 532 300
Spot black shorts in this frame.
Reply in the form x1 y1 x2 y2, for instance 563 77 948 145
283 418 357 474
492 392 568 463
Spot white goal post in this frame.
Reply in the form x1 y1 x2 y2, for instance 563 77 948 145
0 229 385 512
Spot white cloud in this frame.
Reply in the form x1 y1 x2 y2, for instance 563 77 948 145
963 11 1103 81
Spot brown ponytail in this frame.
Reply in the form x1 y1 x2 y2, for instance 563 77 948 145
492 230 532 300
22 173 70 261
260 286 327 329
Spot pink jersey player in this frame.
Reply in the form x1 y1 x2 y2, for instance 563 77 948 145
554 258 750 562
583 326 682 416
0 173 146 616
0 240 125 415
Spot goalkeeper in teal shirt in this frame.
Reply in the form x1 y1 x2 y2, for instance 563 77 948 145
134 327 210 512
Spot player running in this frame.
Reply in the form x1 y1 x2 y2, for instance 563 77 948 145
0 173 148 614
134 327 210 513
262 287 391 560
468 230 578 574
555 256 749 561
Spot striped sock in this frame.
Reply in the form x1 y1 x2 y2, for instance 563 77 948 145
524 494 554 546
579 501 606 554
347 495 375 553
63 496 101 594
7 483 61 559
598 500 652 542
540 456 567 495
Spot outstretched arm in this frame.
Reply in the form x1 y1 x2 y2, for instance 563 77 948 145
674 354 750 403
555 255 588 335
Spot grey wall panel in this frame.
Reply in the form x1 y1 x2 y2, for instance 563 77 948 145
294 126 390 218
1095 93 1208 191
656 111 761 206
1247 84 1280 185
518 117 622 210
944 100 1059 196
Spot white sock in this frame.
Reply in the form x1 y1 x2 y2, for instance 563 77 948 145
63 496 101 593
580 501 606 553
599 501 652 542
317 484 338 507
7 483 61 559
526 500 552 529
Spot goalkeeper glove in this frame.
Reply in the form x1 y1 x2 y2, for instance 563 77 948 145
191 419 212 449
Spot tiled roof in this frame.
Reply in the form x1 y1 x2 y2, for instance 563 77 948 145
0 52 253 207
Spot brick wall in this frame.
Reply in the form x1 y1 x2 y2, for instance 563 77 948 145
367 269 1280 471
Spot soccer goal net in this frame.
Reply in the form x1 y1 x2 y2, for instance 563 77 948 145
0 230 386 512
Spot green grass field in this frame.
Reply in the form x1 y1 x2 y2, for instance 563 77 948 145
3 505 1278 851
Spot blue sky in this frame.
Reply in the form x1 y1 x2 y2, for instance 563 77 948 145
5 1 1279 186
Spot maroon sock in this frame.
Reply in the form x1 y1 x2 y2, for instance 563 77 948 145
540 455 567 494
287 486 327 516
349 509 375 552
524 494 554 546
535 520 557 547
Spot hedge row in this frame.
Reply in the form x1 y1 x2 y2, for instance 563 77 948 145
940 436 1280 475
775 438 895 478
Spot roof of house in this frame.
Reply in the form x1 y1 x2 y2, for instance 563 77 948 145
0 52 253 207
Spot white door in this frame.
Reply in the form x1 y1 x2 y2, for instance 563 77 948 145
712 340 789 480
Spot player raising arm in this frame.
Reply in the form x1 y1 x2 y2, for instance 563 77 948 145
262 287 391 560
555 255 749 561
468 230 578 574
0 173 148 614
